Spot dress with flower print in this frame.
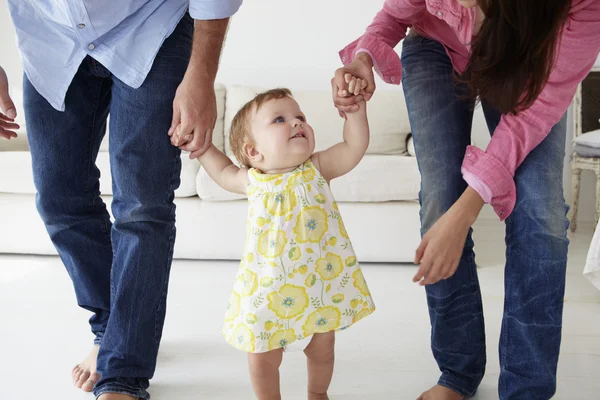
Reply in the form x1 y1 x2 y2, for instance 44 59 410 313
223 158 375 353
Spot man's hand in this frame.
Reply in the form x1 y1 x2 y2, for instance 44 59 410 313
167 17 229 159
332 52 376 118
169 72 216 159
0 66 19 140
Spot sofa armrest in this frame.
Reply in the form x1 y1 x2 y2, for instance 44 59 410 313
0 130 29 152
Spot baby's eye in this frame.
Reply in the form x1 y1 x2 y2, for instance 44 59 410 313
297 116 305 122
273 116 285 123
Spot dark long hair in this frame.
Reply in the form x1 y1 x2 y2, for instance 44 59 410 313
462 0 571 115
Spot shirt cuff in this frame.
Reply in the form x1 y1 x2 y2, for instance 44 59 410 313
461 170 493 203
189 0 243 20
462 145 516 221
338 34 402 85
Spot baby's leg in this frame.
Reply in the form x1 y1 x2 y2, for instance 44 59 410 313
248 349 284 400
304 331 335 400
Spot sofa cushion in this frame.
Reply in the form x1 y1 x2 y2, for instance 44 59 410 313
574 143 600 158
223 85 410 159
197 154 420 202
99 83 227 152
0 151 200 197
574 129 600 149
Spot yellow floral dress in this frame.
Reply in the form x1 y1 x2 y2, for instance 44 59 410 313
223 158 375 353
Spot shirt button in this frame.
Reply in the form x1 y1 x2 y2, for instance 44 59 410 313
391 76 396 82
500 210 504 215
437 11 443 17
88 43 95 50
77 23 85 29
342 56 347 62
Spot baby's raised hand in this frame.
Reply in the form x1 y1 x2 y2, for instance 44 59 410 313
343 73 368 97
331 53 374 118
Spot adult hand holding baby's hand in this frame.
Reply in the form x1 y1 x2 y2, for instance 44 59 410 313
0 66 19 140
168 70 217 159
332 52 376 118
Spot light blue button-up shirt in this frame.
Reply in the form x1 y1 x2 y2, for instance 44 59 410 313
7 0 242 111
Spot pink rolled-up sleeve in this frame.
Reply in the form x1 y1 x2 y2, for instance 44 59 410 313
462 170 493 203
462 1 600 221
338 0 427 85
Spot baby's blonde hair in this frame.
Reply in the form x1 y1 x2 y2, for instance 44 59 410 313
229 88 293 167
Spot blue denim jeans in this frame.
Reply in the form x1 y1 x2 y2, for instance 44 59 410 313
24 14 193 400
401 34 569 399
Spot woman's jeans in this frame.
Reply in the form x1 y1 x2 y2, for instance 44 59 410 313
401 34 569 400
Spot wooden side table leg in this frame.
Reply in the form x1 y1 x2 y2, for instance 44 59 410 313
596 171 600 229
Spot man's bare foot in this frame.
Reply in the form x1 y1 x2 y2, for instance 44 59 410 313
417 385 464 400
98 394 138 400
308 393 329 400
72 345 101 392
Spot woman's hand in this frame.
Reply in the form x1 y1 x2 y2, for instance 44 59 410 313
413 187 485 286
332 52 376 118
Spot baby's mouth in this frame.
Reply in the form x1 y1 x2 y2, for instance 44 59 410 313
291 132 306 139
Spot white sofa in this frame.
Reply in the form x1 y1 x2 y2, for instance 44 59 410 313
0 84 422 262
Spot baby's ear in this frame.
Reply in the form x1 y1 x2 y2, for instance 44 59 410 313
244 143 263 163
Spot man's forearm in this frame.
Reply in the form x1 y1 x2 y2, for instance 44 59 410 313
187 18 230 80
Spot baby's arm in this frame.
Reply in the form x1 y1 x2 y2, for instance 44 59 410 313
313 78 369 181
198 144 248 194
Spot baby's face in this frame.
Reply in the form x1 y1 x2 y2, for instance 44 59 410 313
249 96 315 172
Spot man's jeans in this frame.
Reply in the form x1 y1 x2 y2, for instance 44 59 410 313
401 34 569 400
24 13 193 400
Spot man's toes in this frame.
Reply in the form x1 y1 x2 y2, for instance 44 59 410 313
82 372 100 392
72 366 81 381
73 368 84 385
76 371 90 388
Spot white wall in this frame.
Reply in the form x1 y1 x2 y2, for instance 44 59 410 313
218 0 390 91
0 0 596 223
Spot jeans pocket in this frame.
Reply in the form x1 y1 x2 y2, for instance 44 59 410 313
151 14 193 80
160 13 193 58
402 31 422 49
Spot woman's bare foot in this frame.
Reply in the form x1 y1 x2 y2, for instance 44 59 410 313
72 345 101 392
417 385 464 400
98 394 138 400
308 393 329 400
